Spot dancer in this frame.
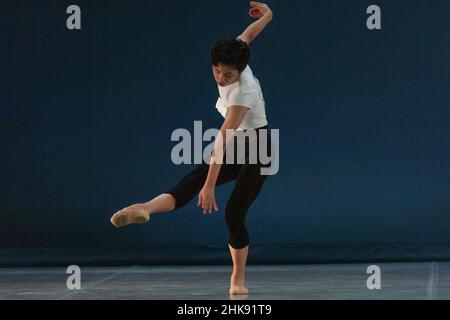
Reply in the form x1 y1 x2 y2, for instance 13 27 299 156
110 1 274 295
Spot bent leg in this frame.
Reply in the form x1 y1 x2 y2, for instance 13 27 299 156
163 161 242 211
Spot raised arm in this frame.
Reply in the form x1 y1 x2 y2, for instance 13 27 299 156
237 1 273 44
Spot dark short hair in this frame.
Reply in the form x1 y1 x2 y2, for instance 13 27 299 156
211 37 250 72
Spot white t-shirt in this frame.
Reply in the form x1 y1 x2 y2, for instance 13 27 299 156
215 65 268 130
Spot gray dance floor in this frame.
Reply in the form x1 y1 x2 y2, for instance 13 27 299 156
0 262 448 300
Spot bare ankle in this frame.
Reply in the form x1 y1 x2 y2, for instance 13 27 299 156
231 274 245 280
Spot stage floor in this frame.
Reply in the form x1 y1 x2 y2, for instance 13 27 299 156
0 262 448 300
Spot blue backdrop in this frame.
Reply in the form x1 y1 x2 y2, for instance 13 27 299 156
0 0 448 266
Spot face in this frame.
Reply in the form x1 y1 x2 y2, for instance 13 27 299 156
212 63 241 87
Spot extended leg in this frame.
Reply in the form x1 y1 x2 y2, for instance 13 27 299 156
111 160 241 228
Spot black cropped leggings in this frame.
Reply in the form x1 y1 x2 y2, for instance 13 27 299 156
163 125 272 249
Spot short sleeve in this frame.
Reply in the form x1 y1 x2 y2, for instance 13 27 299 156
227 87 258 109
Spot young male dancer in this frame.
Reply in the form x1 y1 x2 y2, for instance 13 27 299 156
111 1 274 295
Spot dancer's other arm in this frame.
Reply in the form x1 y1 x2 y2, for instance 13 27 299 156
237 1 273 44
197 106 248 214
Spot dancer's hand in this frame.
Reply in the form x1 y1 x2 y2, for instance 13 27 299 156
249 1 272 19
198 185 219 214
